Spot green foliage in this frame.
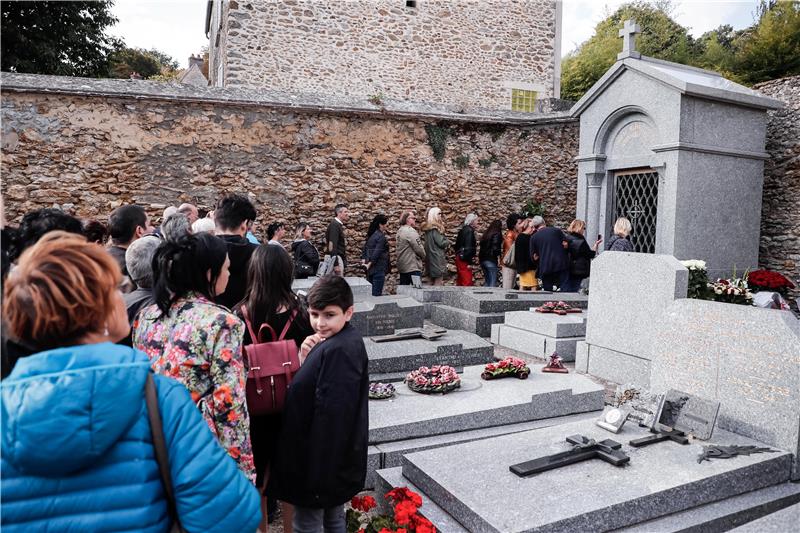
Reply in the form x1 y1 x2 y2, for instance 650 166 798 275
108 47 178 79
521 198 546 218
1 1 121 77
686 267 710 299
735 0 800 84
452 154 470 169
561 0 800 100
478 154 497 168
561 1 698 101
368 92 385 106
425 124 451 161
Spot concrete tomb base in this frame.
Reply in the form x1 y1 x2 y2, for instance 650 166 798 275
491 310 587 362
378 419 794 532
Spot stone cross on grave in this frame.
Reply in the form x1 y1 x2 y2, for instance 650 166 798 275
509 435 630 477
629 427 690 448
618 19 642 60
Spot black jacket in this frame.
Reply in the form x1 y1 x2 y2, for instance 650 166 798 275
291 239 320 278
455 225 477 262
478 232 502 263
364 230 389 274
565 232 596 279
267 323 368 508
514 232 535 273
217 235 258 310
530 226 569 277
325 219 347 264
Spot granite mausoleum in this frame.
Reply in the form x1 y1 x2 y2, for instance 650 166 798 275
206 0 563 112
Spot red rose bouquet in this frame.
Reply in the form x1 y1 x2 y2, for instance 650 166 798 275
346 487 436 533
747 269 795 293
481 357 530 380
535 301 581 315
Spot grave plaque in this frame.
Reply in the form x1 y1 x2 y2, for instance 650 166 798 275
367 306 402 336
656 389 720 440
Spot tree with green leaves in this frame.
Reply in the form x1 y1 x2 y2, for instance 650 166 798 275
561 1 699 101
561 0 800 101
1 1 121 77
108 47 178 79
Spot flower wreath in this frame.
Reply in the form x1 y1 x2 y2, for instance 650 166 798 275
481 357 530 380
535 301 581 315
369 382 396 400
405 365 461 394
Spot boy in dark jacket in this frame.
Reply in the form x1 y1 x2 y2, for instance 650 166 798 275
268 275 369 532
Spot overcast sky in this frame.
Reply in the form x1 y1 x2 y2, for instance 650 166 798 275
109 0 762 69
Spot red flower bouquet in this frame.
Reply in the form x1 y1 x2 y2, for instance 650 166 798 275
535 301 582 315
481 357 530 380
747 270 795 293
346 487 436 533
405 365 461 394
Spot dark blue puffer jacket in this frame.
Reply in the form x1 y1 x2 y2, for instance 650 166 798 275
1 342 261 532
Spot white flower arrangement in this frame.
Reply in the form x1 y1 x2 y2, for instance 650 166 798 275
681 259 707 271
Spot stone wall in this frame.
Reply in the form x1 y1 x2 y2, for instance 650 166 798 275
0 74 579 283
755 75 800 302
211 0 560 111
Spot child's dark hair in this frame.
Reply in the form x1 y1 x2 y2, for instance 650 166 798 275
306 275 353 312
152 232 228 315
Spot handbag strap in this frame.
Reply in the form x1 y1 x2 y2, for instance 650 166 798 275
144 373 184 532
240 306 260 344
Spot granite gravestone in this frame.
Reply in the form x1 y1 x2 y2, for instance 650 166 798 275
655 388 720 440
651 299 800 479
577 253 687 387
348 297 424 336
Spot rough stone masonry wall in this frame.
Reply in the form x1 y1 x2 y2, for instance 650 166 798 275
217 0 558 111
0 87 579 284
754 75 800 303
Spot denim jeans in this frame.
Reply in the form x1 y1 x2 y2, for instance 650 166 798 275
399 270 422 285
480 260 498 287
367 271 385 296
293 505 345 533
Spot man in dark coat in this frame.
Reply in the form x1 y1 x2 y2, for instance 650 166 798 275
268 276 368 531
214 194 258 309
530 216 570 291
324 203 349 269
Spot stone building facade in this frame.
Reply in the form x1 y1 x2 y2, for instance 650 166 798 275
207 0 562 112
755 75 800 302
0 74 577 281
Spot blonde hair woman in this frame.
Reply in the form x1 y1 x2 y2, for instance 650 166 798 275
607 217 634 252
421 207 449 285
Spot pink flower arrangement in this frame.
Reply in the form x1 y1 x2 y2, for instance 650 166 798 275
482 357 530 380
405 365 461 394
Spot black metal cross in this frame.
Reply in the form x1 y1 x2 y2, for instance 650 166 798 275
629 427 689 448
509 435 630 477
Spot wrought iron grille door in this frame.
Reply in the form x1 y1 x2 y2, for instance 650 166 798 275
612 169 658 253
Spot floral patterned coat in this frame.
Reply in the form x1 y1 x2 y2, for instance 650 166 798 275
133 293 256 483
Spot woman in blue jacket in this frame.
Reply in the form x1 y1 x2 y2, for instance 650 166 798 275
1 231 260 533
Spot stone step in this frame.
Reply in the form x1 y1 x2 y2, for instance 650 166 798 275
491 323 584 362
364 329 493 374
503 309 587 337
397 419 793 532
440 288 588 314
429 303 504 337
615 481 800 532
368 364 604 444
729 500 800 532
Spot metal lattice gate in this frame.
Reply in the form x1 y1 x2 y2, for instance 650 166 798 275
612 169 659 253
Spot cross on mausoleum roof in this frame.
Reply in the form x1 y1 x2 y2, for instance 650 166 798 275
618 19 642 60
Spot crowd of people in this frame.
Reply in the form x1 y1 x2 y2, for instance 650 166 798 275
0 193 636 532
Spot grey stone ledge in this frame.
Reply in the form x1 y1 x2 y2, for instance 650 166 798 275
0 72 577 126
